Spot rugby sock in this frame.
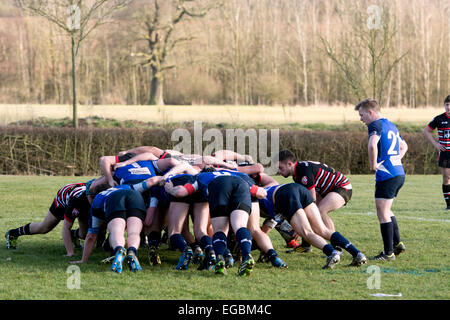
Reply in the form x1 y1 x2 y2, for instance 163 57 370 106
322 244 335 257
443 184 450 208
169 234 188 252
70 228 79 240
235 227 252 261
127 246 138 256
380 222 394 255
147 231 161 248
223 248 231 258
265 248 278 263
390 216 401 246
113 245 125 255
212 232 228 257
330 232 360 258
9 223 31 237
200 235 213 255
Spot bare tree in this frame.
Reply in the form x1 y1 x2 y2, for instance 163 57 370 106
15 0 132 128
134 0 214 105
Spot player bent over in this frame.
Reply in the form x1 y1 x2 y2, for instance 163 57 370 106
356 98 408 261
70 184 147 273
5 182 91 256
260 183 366 268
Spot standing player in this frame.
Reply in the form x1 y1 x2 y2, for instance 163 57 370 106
355 98 408 261
423 95 450 210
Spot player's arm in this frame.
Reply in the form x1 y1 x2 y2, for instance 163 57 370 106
236 163 264 175
368 134 382 171
259 173 278 187
307 187 317 202
161 162 199 182
423 126 444 152
70 232 98 264
131 175 164 193
399 137 408 159
113 152 158 169
99 155 118 187
164 179 198 198
118 146 163 157
213 150 253 163
62 218 75 257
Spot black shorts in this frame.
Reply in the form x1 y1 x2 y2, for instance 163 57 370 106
208 176 252 218
327 187 352 205
375 175 405 199
104 189 146 223
49 201 65 221
274 184 315 222
438 151 450 168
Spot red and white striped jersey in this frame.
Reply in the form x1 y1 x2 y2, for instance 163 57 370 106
293 161 350 197
427 112 450 151
53 183 86 208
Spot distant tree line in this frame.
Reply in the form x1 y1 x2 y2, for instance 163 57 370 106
0 0 449 108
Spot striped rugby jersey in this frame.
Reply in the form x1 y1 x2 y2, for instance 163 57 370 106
293 161 350 197
53 183 86 208
427 112 450 152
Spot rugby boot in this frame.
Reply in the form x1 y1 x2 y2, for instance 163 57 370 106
126 251 143 272
214 255 226 275
322 250 341 270
192 246 204 265
176 246 193 270
148 245 161 266
238 254 255 277
224 254 235 269
370 251 395 261
348 252 367 267
111 247 126 273
393 242 406 256
5 230 17 250
271 256 288 269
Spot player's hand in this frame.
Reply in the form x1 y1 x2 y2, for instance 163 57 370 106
371 160 385 171
436 143 446 152
255 187 267 199
113 162 127 170
164 180 174 193
108 178 118 187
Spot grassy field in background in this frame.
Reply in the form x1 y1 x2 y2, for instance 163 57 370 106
0 104 442 127
0 175 448 300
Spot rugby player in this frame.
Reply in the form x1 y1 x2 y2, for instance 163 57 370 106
423 95 450 210
356 98 408 261
260 183 366 268
277 151 352 251
5 182 91 256
70 184 147 273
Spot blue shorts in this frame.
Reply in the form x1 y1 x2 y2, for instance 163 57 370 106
375 175 405 199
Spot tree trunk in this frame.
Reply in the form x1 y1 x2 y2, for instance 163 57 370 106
71 36 78 128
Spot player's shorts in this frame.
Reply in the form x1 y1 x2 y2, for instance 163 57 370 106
327 186 352 205
438 151 450 168
104 189 146 223
207 176 252 218
274 184 315 222
375 175 405 199
49 201 66 220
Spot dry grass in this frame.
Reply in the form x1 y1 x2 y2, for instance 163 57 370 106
0 104 442 126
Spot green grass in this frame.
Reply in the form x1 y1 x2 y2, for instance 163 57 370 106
0 175 449 300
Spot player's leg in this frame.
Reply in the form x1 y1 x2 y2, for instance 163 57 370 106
193 202 213 266
167 202 193 270
6 210 60 249
125 215 144 272
108 216 127 273
442 167 450 210
210 216 230 275
289 209 340 269
147 207 165 265
247 202 287 268
316 192 347 232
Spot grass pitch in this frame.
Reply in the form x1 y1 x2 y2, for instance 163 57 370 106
0 175 449 300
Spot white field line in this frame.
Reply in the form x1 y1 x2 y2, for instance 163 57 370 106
342 211 450 223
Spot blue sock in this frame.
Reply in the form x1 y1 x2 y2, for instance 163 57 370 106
380 222 394 255
322 244 335 256
113 245 125 255
200 235 213 255
169 234 188 252
148 231 161 248
127 246 138 255
330 231 360 258
212 232 228 257
266 248 278 262
236 227 252 261
223 248 231 258
391 216 401 246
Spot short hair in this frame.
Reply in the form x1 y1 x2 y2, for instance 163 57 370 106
278 150 296 163
445 95 450 104
354 98 380 112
